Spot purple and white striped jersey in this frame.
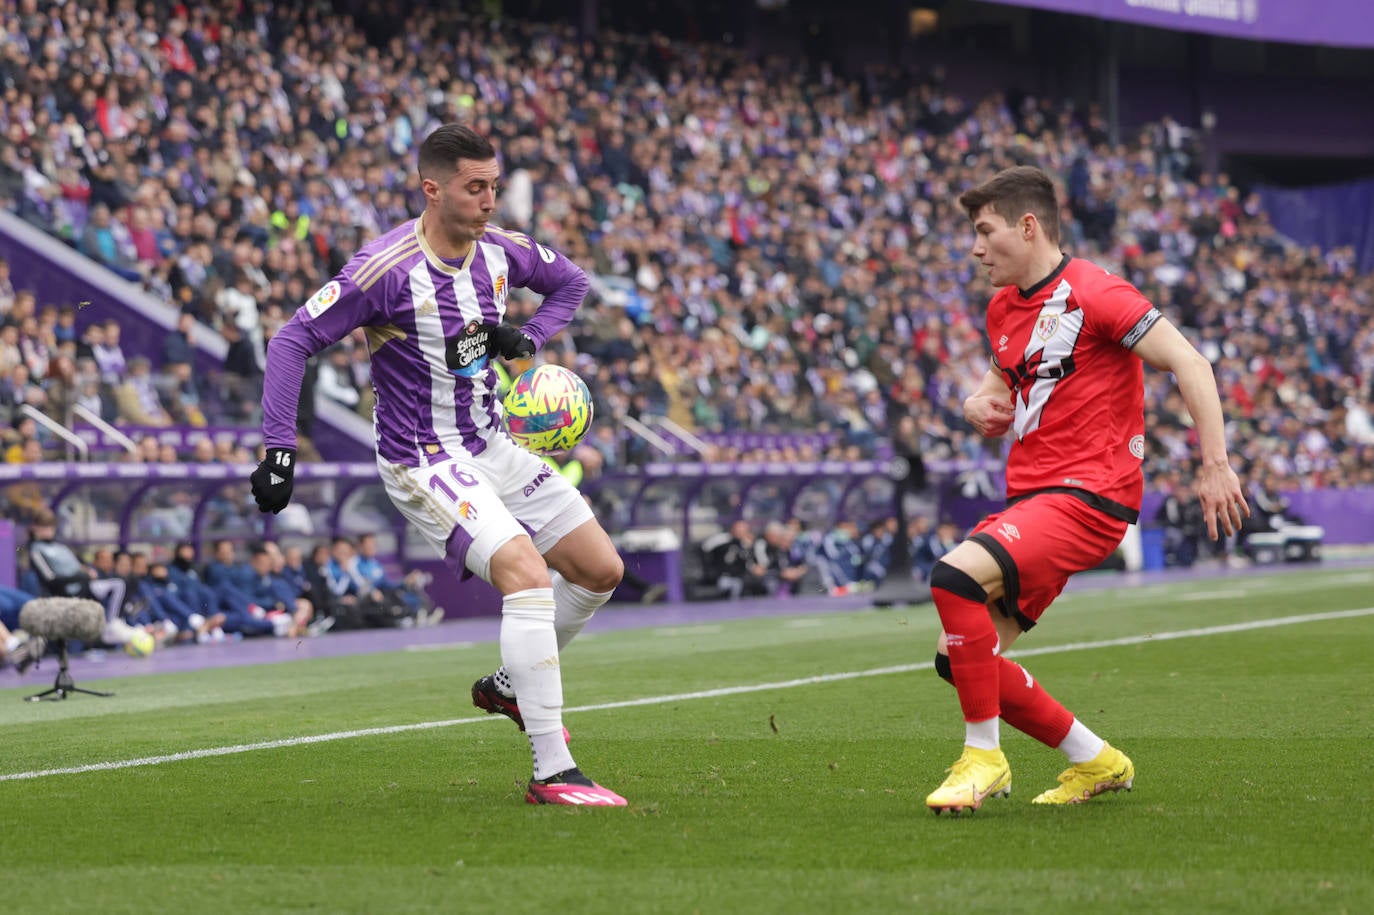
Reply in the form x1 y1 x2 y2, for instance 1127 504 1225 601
260 218 589 465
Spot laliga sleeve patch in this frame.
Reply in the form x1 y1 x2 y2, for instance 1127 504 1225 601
304 280 342 319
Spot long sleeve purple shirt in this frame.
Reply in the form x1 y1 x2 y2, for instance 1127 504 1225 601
260 219 589 465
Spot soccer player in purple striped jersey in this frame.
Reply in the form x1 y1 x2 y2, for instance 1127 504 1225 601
250 124 627 806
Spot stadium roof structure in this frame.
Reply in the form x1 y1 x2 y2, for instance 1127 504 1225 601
974 0 1374 47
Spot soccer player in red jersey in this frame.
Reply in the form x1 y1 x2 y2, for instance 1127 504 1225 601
924 166 1250 814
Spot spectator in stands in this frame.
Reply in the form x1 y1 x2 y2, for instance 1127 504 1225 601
202 539 249 592
18 314 52 379
158 360 207 426
22 511 133 648
114 355 172 426
78 202 140 281
858 517 898 587
43 353 80 423
316 346 360 411
241 543 314 639
70 357 112 422
812 520 868 596
699 519 770 600
90 319 128 385
306 541 357 630
220 321 262 421
0 257 14 315
1155 481 1205 567
325 536 403 630
162 311 196 367
215 271 263 366
913 519 961 582
1243 474 1305 539
762 520 810 597
355 532 439 626
0 322 22 378
0 579 41 669
0 362 40 430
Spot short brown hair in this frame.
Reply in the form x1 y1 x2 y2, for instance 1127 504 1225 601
418 123 495 181
958 166 1061 245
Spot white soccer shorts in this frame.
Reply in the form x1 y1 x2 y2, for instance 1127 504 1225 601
378 433 593 582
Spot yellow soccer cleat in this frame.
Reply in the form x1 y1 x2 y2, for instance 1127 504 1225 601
925 746 1012 816
1032 742 1135 805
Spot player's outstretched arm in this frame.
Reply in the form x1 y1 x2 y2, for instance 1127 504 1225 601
963 368 1015 438
1132 317 1250 540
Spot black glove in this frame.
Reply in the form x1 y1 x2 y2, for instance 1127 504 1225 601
490 323 536 360
250 447 296 514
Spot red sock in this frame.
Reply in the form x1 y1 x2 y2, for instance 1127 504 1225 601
995 657 1075 747
933 588 1001 723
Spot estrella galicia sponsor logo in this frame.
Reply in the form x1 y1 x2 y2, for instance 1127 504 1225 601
1129 434 1146 460
445 321 492 376
523 463 553 497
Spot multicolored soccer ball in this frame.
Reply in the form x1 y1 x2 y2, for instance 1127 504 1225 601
502 364 594 455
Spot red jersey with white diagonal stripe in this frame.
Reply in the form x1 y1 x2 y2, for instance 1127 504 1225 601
986 255 1161 521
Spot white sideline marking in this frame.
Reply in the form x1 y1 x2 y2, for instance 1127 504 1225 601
655 625 722 636
1176 588 1248 601
3 606 1372 783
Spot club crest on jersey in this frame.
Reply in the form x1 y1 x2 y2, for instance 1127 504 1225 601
304 281 342 319
1035 313 1059 341
493 274 508 311
456 501 477 520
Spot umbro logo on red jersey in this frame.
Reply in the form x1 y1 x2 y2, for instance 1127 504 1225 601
998 522 1021 543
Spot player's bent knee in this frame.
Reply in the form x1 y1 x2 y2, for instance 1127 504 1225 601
589 552 625 593
929 560 988 604
488 538 554 594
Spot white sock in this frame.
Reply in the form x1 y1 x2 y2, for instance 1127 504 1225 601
492 573 612 694
964 717 1000 751
1057 719 1106 764
530 731 576 781
499 588 573 777
552 571 612 650
492 667 515 698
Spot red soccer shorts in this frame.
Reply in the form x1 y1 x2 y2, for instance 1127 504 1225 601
968 492 1130 630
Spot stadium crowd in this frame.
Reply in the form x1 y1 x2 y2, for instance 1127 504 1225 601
1 2 1373 554
0 508 442 673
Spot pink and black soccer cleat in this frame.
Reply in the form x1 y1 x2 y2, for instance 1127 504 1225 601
525 767 626 806
471 674 570 743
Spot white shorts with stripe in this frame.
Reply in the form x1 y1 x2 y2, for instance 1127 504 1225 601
378 433 593 582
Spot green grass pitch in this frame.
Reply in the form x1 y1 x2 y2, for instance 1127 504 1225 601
2 567 1372 914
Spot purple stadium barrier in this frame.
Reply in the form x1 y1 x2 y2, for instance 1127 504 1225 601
5 463 1365 618
72 425 265 454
